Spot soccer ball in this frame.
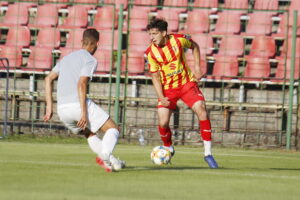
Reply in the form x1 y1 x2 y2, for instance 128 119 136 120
150 146 171 165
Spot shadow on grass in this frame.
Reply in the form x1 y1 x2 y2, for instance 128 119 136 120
122 166 226 172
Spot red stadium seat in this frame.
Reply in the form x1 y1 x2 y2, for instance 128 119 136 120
224 0 249 10
99 30 119 50
94 49 114 74
128 31 150 52
91 6 118 30
185 51 207 75
280 38 300 58
289 0 300 11
5 26 31 47
27 47 54 71
64 29 85 49
157 8 180 32
216 35 244 57
244 12 273 36
184 10 210 34
193 0 218 8
254 0 279 11
249 36 276 58
244 56 270 81
122 51 146 75
134 0 158 11
59 5 89 29
0 3 30 27
127 6 150 31
191 34 214 57
29 4 59 28
275 57 300 81
104 0 128 10
211 10 242 35
35 28 61 49
0 46 23 68
210 56 239 79
163 0 188 13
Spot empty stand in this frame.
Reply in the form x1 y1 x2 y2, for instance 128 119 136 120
27 47 54 71
211 10 242 35
193 0 218 8
184 10 210 33
63 29 85 49
0 3 30 27
134 0 158 11
127 6 150 31
29 4 59 28
163 0 188 13
99 30 119 50
210 56 239 79
157 8 180 32
59 5 89 29
224 0 249 10
244 56 270 81
5 26 31 47
104 0 128 10
216 35 244 57
244 12 273 36
128 31 149 52
35 28 61 49
94 49 114 74
185 51 207 75
280 38 300 58
191 34 214 57
92 6 118 30
249 36 276 58
122 51 146 75
254 0 279 11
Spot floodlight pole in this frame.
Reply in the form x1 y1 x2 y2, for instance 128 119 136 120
286 10 298 150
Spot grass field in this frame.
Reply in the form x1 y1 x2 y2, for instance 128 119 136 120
1 138 300 200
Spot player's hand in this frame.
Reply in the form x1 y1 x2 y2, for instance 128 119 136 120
77 114 88 130
159 97 170 107
194 69 206 82
43 108 53 122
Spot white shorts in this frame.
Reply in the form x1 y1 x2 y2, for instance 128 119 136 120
57 99 109 134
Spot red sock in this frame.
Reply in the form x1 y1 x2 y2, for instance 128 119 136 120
199 120 212 141
158 126 172 147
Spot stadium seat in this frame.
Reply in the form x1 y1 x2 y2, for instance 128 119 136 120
289 0 300 12
59 5 89 29
134 0 158 11
34 28 61 49
254 0 279 11
27 47 54 71
216 35 244 57
0 46 23 68
122 51 146 75
157 8 180 32
63 28 85 49
211 10 242 35
210 56 239 79
275 57 300 81
94 49 114 74
244 12 273 36
104 0 128 10
163 0 188 13
91 6 118 30
191 34 214 57
184 10 210 34
249 36 276 58
127 6 150 31
244 56 270 81
5 26 31 48
0 3 30 27
128 31 149 52
193 0 218 9
99 30 119 50
223 0 249 11
280 38 300 58
185 51 207 75
275 13 300 37
29 4 59 28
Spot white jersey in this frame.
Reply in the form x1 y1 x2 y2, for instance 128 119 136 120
53 49 97 105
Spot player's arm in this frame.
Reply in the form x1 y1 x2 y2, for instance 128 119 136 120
151 72 170 107
77 76 90 130
43 71 58 122
190 41 204 80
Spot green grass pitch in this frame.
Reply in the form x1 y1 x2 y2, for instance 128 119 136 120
1 140 300 200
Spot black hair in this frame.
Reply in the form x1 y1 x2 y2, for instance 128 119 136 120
146 18 168 32
82 28 99 44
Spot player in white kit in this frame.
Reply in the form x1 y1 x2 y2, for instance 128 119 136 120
43 28 125 172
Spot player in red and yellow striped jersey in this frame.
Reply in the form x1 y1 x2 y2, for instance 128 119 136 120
145 18 218 168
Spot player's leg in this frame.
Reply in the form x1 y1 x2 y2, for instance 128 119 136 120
181 82 218 168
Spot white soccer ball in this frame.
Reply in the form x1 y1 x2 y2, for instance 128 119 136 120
150 146 172 165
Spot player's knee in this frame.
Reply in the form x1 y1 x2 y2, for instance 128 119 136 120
106 128 119 138
159 123 169 129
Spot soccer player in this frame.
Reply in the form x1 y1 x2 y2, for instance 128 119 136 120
145 18 218 168
43 28 125 172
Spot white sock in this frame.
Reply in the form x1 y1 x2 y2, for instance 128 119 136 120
87 135 103 157
203 140 212 156
101 128 119 160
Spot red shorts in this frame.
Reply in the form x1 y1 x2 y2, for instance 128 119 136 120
158 81 205 110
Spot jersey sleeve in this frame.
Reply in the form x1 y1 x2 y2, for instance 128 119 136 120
179 34 193 49
52 62 60 74
80 59 97 79
147 52 159 73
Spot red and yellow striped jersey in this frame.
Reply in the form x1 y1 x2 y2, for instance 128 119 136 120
145 34 196 90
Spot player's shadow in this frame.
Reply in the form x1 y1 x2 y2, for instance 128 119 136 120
123 165 225 172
